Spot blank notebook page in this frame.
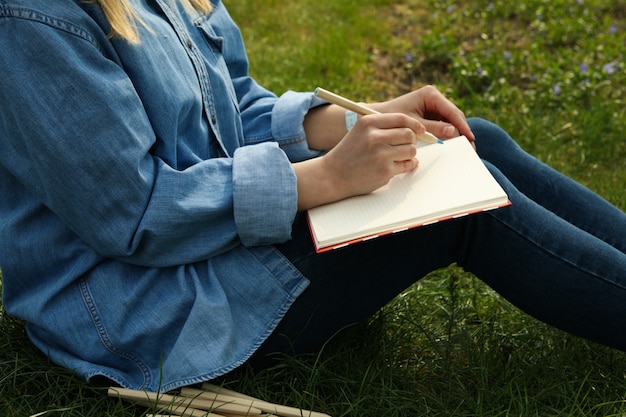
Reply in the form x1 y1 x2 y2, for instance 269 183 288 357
308 136 508 247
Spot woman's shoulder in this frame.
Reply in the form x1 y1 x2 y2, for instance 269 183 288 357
0 0 109 46
1 0 90 19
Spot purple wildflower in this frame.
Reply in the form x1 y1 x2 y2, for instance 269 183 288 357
553 84 561 95
579 63 588 74
603 62 616 75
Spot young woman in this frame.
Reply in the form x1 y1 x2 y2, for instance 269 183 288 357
1 0 624 393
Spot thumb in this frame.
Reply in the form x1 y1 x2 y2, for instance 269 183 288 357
422 121 459 139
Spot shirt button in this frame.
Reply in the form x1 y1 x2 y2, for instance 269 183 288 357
186 38 193 48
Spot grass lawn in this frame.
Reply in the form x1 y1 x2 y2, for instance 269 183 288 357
2 0 625 416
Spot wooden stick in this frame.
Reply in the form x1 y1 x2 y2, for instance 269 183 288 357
199 384 332 417
127 398 217 417
108 387 260 416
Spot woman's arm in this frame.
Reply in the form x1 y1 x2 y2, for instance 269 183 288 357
0 8 298 265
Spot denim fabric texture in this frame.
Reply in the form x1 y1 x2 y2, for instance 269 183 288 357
1 0 626 395
0 0 322 391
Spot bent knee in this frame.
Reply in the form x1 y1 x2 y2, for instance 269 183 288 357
468 117 520 156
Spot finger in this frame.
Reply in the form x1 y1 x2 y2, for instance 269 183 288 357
393 156 419 175
388 127 420 147
421 120 460 139
357 127 416 150
419 86 475 141
357 118 423 149
387 142 418 164
359 113 426 136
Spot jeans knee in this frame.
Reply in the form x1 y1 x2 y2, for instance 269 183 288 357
468 117 520 157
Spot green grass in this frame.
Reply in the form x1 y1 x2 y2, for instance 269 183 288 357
2 0 626 416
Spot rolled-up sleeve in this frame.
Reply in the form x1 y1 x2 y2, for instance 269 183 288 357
271 91 327 162
232 142 297 246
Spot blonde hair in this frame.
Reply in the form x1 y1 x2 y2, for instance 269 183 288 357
96 0 213 43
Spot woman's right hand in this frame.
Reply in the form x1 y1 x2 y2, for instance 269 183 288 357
293 112 425 211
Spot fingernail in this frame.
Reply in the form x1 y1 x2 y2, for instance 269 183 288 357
443 125 455 137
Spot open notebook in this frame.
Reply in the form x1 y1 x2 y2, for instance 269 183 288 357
307 136 510 252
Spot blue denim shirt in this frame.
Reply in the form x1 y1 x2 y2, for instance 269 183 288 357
0 0 325 391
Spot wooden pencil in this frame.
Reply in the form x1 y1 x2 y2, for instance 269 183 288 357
314 87 442 144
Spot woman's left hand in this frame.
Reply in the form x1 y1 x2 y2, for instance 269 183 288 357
371 85 475 143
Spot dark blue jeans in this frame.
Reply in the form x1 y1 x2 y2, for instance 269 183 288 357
256 118 626 362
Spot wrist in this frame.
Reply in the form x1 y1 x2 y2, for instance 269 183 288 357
293 158 342 211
